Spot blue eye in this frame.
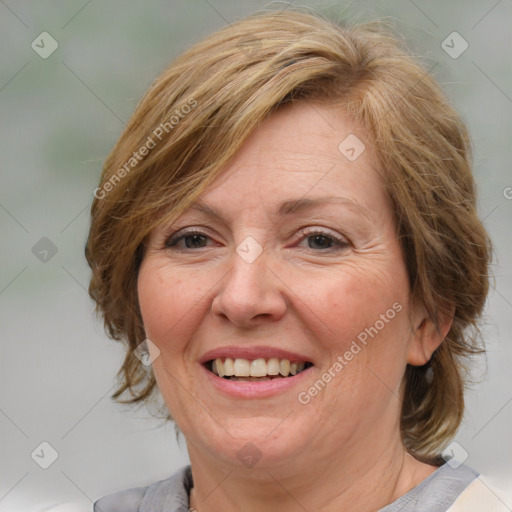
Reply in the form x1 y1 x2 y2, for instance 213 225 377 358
298 229 349 251
164 228 349 252
307 234 336 249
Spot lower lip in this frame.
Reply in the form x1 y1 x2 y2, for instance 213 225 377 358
201 364 314 399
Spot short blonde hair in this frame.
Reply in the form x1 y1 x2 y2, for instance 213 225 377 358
86 8 492 461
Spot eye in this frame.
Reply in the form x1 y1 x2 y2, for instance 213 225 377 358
165 229 214 249
297 228 349 251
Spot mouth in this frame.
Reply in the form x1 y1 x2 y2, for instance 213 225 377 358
205 357 314 381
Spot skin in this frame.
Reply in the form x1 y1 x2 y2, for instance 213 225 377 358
137 102 453 512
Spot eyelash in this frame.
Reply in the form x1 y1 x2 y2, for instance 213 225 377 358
164 227 349 251
298 228 349 250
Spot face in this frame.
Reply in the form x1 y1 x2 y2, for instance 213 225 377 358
138 102 424 472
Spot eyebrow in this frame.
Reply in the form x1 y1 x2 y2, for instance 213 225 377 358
277 196 374 221
188 196 374 222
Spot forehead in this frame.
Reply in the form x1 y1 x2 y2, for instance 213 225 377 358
198 101 386 213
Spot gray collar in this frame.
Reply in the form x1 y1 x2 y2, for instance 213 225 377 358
95 463 478 512
139 466 193 512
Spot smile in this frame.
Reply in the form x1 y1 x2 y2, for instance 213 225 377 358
206 357 313 381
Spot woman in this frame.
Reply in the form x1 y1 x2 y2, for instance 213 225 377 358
86 8 505 511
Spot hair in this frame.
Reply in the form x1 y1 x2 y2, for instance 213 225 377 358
85 7 492 462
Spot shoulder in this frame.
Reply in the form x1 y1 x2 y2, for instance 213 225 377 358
447 472 512 512
381 463 511 512
93 465 192 512
93 485 147 512
379 463 479 511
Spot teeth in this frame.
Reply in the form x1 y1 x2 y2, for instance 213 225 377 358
267 358 280 375
216 359 225 377
224 357 235 376
250 358 267 377
233 358 250 377
231 376 272 382
210 357 309 378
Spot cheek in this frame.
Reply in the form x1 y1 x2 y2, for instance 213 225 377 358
137 259 210 356
296 258 409 352
294 264 411 417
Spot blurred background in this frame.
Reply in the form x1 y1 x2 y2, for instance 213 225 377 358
1 1 511 510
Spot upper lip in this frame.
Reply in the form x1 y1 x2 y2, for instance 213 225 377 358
199 345 314 364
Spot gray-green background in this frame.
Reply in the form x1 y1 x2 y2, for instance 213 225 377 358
1 1 511 510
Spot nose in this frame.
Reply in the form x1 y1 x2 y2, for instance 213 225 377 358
211 248 287 328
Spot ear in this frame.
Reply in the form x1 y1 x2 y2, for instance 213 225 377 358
407 303 454 366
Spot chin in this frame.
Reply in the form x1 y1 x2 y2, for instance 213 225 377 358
186 415 311 470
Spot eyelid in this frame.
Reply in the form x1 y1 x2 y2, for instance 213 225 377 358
296 227 349 247
164 226 216 247
163 225 350 250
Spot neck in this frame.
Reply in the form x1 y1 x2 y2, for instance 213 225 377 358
187 435 437 512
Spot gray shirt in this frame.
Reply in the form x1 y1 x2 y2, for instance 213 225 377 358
93 463 478 512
